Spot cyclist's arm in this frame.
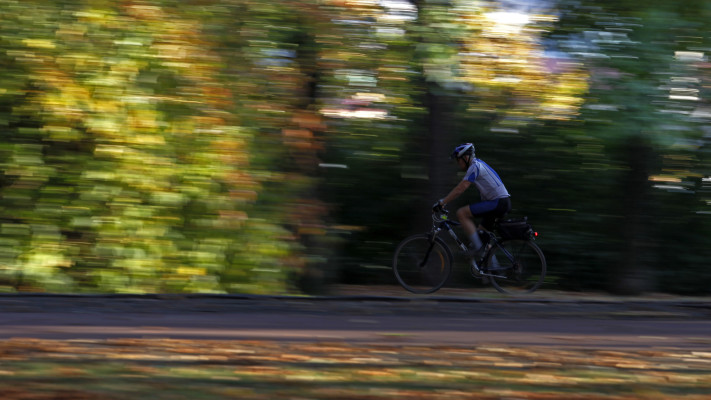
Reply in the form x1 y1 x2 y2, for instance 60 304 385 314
439 180 471 206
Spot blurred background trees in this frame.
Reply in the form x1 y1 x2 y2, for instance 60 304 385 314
0 0 708 294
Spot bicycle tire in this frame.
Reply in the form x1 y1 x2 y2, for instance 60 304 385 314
485 239 546 295
393 234 453 294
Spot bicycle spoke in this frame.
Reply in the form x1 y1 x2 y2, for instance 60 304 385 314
486 239 546 295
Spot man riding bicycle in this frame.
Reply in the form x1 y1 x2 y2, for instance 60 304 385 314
433 143 511 255
393 142 545 294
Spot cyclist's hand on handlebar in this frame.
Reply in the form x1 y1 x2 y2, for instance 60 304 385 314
432 200 446 212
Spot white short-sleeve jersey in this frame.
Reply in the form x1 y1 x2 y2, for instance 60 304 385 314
463 159 510 201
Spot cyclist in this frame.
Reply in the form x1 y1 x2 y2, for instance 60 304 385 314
433 142 511 255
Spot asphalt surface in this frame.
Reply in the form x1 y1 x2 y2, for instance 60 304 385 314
1 292 710 349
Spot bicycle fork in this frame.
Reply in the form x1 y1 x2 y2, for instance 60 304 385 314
420 226 467 268
418 229 446 268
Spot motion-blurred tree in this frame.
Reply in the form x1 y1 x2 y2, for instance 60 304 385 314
544 0 711 293
0 0 708 295
0 0 292 293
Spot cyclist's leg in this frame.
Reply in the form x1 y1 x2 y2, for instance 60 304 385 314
484 197 511 229
460 199 499 249
455 206 477 239
485 197 512 270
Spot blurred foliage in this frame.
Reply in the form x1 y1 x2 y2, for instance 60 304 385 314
0 0 708 294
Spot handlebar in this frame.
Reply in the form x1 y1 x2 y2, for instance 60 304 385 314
432 205 449 223
432 202 447 213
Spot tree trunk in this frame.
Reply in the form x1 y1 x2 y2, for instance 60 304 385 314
426 89 456 206
610 135 655 295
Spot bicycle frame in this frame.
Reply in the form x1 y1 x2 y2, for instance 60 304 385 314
429 214 468 253
429 211 516 278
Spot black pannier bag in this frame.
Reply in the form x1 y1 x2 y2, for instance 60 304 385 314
497 217 534 240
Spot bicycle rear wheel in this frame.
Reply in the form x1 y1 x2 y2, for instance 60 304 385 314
485 239 546 295
393 234 453 294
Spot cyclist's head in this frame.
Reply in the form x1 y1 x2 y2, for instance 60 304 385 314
450 143 475 164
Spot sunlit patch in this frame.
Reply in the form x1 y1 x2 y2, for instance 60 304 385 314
485 11 530 25
650 176 682 183
353 92 386 102
379 0 417 22
318 163 348 169
675 51 705 62
321 108 388 119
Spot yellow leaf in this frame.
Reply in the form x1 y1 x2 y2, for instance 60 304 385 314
176 267 207 276
23 39 56 49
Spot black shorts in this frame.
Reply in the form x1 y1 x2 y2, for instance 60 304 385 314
469 197 512 230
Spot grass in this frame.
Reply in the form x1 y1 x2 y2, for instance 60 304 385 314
0 339 710 399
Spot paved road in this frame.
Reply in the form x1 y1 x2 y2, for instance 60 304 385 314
1 294 710 349
2 311 710 349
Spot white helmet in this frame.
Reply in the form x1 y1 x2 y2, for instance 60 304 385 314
450 143 475 160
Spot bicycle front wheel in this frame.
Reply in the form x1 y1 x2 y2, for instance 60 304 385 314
393 234 453 294
485 239 546 295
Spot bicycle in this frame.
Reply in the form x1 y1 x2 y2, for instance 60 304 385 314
392 207 546 295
